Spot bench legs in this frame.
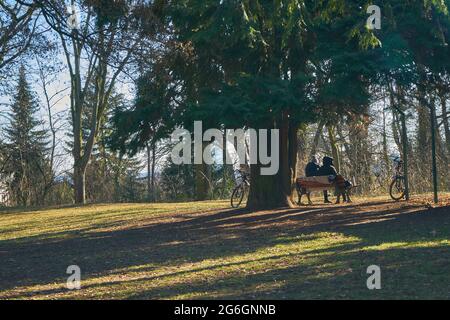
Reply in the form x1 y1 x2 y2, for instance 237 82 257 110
297 187 313 206
335 188 353 204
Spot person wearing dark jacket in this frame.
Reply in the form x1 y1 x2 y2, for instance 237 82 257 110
305 156 320 177
318 156 338 203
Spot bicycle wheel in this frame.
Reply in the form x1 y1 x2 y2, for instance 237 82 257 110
390 176 405 201
231 185 245 208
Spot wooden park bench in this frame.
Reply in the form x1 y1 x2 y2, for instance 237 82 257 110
296 175 353 205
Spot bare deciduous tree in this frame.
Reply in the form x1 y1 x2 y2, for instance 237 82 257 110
24 0 165 204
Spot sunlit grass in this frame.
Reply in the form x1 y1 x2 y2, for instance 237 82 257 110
0 201 230 242
2 232 361 299
0 195 449 300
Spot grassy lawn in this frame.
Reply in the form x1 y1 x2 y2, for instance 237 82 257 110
0 195 449 300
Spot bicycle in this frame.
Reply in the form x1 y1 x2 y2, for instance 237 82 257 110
231 170 250 208
389 157 406 201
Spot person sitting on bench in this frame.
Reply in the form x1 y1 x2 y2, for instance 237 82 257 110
318 156 338 204
305 155 320 177
297 156 321 205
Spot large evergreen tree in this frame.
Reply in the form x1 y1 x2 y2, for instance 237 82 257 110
3 65 49 206
165 1 382 208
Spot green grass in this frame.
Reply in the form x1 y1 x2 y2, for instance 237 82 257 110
0 195 449 300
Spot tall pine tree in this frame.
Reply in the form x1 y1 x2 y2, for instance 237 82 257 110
3 65 49 206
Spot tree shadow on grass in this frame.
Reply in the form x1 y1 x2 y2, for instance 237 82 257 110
0 202 449 299
122 244 449 300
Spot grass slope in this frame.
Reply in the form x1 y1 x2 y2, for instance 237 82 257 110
0 195 449 300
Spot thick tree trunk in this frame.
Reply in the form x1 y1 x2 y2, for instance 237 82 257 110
72 109 86 204
247 116 298 209
72 115 95 205
73 132 97 205
247 161 285 209
71 27 85 204
74 165 86 204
